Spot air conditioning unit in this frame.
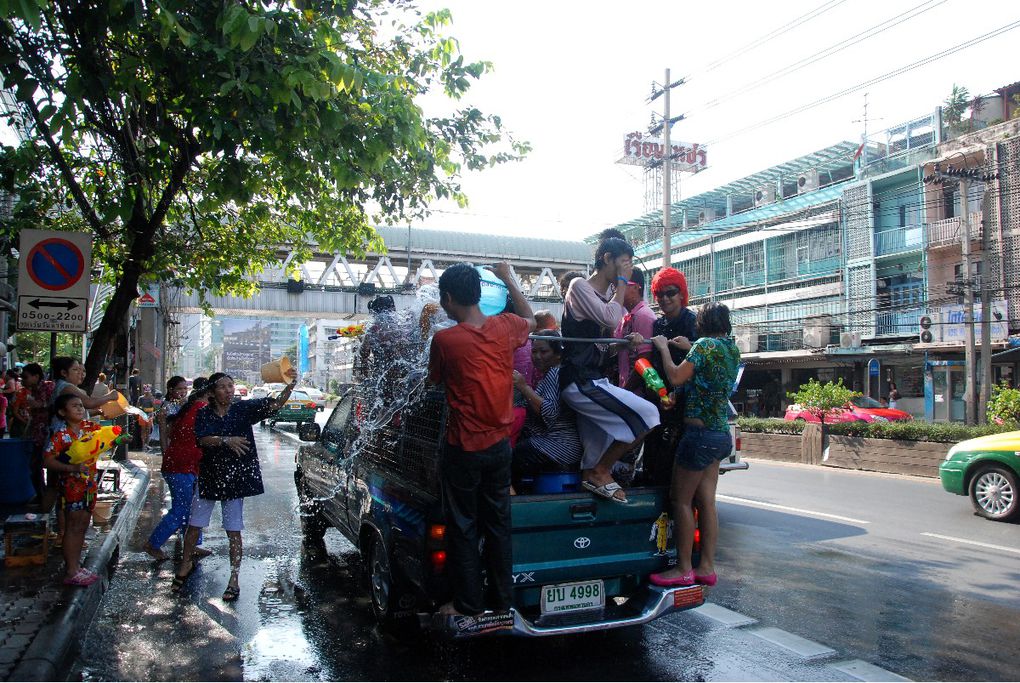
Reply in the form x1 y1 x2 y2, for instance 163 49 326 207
803 317 830 348
734 326 758 354
696 208 716 224
839 331 863 348
753 185 777 207
797 169 820 193
918 312 942 344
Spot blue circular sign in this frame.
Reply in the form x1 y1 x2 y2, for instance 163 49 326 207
26 238 85 291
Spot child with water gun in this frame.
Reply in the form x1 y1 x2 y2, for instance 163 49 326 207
43 394 126 586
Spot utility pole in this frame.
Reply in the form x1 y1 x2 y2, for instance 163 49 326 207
925 162 1000 424
979 181 993 420
960 178 977 425
649 70 685 270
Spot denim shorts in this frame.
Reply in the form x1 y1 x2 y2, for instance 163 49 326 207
675 426 732 471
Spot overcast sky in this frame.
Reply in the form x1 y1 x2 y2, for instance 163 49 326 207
412 0 1019 241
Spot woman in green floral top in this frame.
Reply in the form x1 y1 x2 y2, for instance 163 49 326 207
648 302 740 588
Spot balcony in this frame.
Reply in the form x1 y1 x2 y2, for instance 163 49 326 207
875 226 923 256
875 308 923 337
925 211 982 250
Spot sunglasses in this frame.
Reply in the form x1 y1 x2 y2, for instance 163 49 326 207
655 288 681 298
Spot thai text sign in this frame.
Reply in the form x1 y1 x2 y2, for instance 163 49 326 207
619 132 707 172
939 299 1009 343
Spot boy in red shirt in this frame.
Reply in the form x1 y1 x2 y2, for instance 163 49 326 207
428 262 536 617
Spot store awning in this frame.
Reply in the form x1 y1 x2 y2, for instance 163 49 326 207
992 346 1020 363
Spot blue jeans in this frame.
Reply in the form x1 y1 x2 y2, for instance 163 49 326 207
148 473 203 549
675 426 732 471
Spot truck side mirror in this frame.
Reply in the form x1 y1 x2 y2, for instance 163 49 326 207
298 422 321 442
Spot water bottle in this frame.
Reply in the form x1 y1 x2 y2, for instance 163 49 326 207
476 266 508 316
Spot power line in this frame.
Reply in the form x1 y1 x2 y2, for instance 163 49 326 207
700 18 1020 146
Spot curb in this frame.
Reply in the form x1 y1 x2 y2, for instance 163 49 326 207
9 459 150 682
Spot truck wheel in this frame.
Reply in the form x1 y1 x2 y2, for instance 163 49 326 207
295 472 330 541
969 465 1020 521
367 535 418 635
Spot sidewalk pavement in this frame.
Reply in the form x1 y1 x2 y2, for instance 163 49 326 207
0 453 151 682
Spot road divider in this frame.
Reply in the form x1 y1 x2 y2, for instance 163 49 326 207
717 494 871 525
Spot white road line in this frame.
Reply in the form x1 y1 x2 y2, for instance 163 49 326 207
920 532 1020 556
717 494 871 525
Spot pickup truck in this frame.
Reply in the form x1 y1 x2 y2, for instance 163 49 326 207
294 386 739 638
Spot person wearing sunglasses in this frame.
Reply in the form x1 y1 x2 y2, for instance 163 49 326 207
640 268 699 483
559 237 659 504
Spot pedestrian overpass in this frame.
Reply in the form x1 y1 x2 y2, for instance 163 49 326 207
172 226 593 319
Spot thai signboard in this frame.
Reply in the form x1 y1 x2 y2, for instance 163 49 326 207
619 132 707 173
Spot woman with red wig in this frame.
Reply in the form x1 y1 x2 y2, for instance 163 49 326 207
640 268 699 483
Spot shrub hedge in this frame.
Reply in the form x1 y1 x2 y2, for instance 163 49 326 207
736 417 1017 443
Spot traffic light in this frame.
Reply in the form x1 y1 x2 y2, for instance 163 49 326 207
919 314 934 344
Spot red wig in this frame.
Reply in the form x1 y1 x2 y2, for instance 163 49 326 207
651 267 689 308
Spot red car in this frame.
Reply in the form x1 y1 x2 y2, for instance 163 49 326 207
784 396 912 423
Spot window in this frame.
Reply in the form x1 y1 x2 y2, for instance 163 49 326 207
899 205 907 227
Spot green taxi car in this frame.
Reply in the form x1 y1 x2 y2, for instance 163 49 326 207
939 431 1020 522
266 390 318 428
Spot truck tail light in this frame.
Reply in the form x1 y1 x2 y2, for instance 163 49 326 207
734 426 741 453
428 524 446 541
430 550 447 573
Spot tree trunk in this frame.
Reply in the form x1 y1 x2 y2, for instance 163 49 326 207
83 259 143 392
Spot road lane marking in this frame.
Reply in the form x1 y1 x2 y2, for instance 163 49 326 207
749 626 837 661
829 659 912 682
692 602 758 627
718 494 871 525
920 532 1020 555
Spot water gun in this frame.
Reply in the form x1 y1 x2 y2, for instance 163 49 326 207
634 358 668 403
67 425 129 466
328 323 366 340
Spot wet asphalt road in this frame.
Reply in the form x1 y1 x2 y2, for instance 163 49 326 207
70 415 1018 681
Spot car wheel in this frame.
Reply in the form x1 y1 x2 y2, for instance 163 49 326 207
969 465 1020 522
366 534 418 635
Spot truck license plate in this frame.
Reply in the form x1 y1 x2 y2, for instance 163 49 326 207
540 580 604 614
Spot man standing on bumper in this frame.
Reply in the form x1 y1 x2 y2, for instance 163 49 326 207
428 262 536 617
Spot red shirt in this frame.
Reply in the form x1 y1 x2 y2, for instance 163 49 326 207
429 313 530 451
161 400 207 475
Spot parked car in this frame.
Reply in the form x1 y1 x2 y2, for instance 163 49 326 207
266 390 317 428
295 386 708 639
298 386 326 411
939 430 1020 522
234 384 248 398
250 385 270 400
784 404 879 424
848 396 912 422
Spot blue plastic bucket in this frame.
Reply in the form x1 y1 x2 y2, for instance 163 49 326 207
476 267 508 316
0 439 36 505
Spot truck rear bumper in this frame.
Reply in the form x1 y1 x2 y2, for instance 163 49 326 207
426 583 705 638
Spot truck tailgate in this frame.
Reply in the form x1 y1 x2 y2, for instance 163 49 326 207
509 487 671 605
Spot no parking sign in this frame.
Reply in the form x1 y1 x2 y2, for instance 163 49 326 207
16 229 92 333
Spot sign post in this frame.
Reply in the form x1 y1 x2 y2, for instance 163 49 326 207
16 230 92 334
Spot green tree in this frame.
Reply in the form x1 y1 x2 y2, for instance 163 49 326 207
787 378 861 425
0 1 527 387
943 84 971 130
11 331 81 366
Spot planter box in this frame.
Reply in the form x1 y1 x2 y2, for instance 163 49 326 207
741 433 803 463
826 436 948 478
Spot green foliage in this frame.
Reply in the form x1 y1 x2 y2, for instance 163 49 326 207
738 416 1016 443
787 378 860 424
11 331 81 366
987 382 1020 427
0 0 528 382
737 417 805 435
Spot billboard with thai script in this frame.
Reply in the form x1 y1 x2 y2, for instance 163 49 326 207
619 132 707 172
939 299 1009 343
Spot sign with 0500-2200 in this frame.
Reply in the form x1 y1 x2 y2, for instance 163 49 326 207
17 295 89 333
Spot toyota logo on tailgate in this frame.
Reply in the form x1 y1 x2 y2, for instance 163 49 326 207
574 536 591 549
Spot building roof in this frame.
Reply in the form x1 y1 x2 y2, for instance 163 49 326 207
372 225 593 265
633 183 846 259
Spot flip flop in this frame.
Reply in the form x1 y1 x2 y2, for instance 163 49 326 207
582 479 628 503
171 562 196 593
63 568 100 587
222 584 240 602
